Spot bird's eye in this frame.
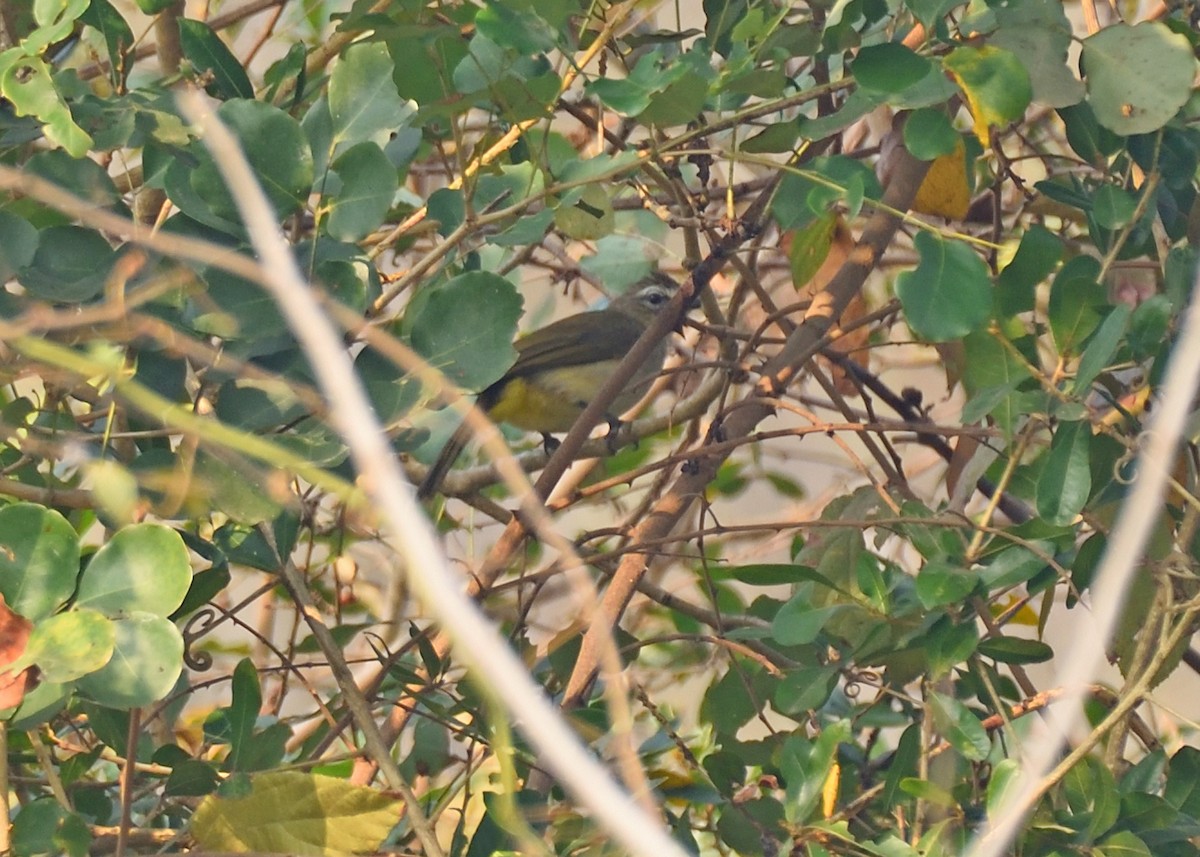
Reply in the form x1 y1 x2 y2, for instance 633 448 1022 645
644 289 668 306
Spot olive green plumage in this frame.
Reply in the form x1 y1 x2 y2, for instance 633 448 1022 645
416 275 678 499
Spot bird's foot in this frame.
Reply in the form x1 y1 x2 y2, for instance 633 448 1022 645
604 417 627 453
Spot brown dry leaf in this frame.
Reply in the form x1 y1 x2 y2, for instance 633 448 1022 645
0 593 34 710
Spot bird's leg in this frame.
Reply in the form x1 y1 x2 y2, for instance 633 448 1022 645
604 417 629 453
540 432 561 455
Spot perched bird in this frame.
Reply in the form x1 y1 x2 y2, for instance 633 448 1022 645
416 273 679 499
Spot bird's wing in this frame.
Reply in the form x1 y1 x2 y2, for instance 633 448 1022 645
504 309 646 379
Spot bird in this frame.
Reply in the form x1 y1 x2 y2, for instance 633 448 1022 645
416 273 680 499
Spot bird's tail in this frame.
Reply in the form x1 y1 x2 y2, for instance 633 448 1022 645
415 420 472 500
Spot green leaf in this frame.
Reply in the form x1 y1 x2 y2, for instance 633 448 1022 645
212 522 286 573
895 231 992 341
774 156 882 229
978 542 1054 588
225 658 262 772
74 613 184 709
1064 757 1120 839
80 0 133 88
263 41 307 105
554 184 614 240
174 564 232 621
928 692 990 761
356 345 421 423
1049 255 1105 356
8 680 71 730
27 0 90 53
214 378 305 433
960 331 1027 436
190 772 402 856
0 53 92 156
701 665 762 736
474 3 557 55
1165 747 1200 817
0 212 37 282
85 459 139 528
191 100 315 222
1082 23 1194 135
27 149 121 212
916 561 978 609
1127 295 1172 361
943 45 1032 145
17 225 115 303
786 212 836 288
986 758 1020 815
640 57 713 126
1036 419 1092 525
772 593 844 645
781 721 851 823
908 0 960 28
1092 184 1138 229
489 208 555 247
723 563 837 588
1095 831 1152 857
923 619 979 679
587 49 701 118
989 0 1084 109
976 636 1053 664
996 226 1063 316
558 150 642 185
741 120 801 153
0 503 80 621
903 108 959 161
329 42 413 150
11 798 90 857
407 272 522 391
1057 103 1123 165
74 523 191 618
775 666 838 714
899 777 958 807
178 19 254 100
882 725 921 807
166 760 222 797
190 267 286 341
326 141 398 242
580 234 655 290
1073 304 1131 394
798 88 882 141
15 609 115 683
853 43 934 95
1121 748 1166 795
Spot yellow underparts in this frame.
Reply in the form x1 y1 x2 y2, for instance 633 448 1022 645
487 361 626 433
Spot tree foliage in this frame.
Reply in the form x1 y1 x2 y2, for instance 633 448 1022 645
0 0 1199 855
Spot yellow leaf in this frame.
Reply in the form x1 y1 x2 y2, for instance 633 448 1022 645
912 138 971 220
191 772 402 856
943 45 1032 147
822 761 840 818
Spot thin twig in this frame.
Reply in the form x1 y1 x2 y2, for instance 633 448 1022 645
176 87 691 857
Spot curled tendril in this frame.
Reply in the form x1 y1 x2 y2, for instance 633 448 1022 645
1114 443 1139 485
842 667 880 699
182 607 219 671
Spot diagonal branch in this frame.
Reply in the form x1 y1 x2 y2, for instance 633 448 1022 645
560 145 932 708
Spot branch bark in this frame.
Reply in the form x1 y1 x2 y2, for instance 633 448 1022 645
560 146 932 707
